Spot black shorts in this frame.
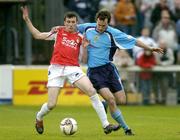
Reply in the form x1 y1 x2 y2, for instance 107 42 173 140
87 63 124 93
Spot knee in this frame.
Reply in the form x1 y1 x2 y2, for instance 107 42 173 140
115 92 127 105
47 102 56 110
117 98 126 105
116 96 127 105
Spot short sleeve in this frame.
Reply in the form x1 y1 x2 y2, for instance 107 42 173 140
110 28 137 49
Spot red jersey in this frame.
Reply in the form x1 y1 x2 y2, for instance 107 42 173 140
50 28 82 66
136 53 156 80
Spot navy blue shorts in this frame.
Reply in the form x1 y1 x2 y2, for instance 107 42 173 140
87 63 124 93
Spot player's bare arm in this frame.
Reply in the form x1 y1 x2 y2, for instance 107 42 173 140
136 39 164 54
21 6 51 40
80 37 90 64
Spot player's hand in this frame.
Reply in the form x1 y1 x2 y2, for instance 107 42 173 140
151 47 164 54
20 6 29 21
82 38 90 48
51 26 61 33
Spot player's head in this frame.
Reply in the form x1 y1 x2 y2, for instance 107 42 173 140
95 9 111 33
64 11 78 33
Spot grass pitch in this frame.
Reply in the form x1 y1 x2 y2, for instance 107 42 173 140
0 105 180 140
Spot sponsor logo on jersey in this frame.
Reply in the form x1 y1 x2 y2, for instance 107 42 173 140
62 37 78 49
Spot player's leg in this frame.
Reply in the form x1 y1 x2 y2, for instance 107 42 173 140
100 64 134 135
112 87 134 135
100 89 134 135
36 65 64 120
36 87 60 121
35 87 60 134
73 76 120 134
102 86 126 113
74 76 109 127
35 65 65 134
114 88 127 105
67 67 109 128
99 88 117 113
112 64 134 134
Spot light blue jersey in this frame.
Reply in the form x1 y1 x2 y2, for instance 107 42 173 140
78 23 137 68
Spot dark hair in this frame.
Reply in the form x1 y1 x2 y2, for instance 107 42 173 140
64 11 78 21
95 9 111 23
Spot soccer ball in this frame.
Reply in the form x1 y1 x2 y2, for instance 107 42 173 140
60 118 78 135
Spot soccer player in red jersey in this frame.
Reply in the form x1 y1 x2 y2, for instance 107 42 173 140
21 6 120 135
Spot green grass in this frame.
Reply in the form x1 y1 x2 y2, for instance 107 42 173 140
0 105 180 140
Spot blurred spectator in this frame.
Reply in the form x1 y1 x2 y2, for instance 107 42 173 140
166 0 176 13
176 20 180 46
153 40 174 104
150 0 175 29
136 49 156 105
152 9 178 63
133 27 157 60
133 27 157 105
135 0 159 30
98 0 117 26
114 0 137 57
173 0 180 21
99 0 117 12
175 0 180 103
114 0 136 35
66 0 99 23
174 0 180 46
156 40 174 68
113 50 137 93
176 50 180 104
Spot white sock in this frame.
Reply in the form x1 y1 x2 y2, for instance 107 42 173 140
90 94 109 128
36 103 50 121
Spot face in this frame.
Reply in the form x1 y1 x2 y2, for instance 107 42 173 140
64 17 77 33
96 18 108 33
161 11 170 25
141 28 150 37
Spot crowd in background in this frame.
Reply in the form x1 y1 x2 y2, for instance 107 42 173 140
64 0 180 105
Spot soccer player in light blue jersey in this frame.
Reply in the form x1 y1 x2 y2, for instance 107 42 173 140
78 9 163 136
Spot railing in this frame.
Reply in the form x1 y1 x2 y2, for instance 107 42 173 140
118 65 180 72
116 65 180 105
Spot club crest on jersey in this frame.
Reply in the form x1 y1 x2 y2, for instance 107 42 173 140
94 35 99 42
